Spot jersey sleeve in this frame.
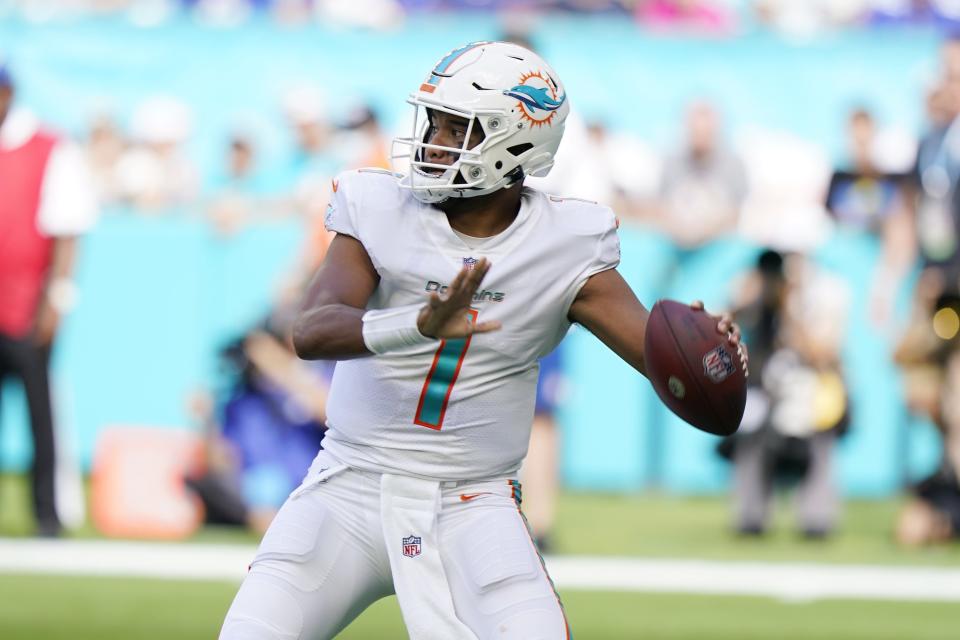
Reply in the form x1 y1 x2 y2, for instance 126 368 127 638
323 171 362 239
547 196 620 316
576 207 621 288
557 202 621 315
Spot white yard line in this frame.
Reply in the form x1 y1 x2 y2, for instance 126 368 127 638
2 539 960 602
546 556 960 603
0 539 252 581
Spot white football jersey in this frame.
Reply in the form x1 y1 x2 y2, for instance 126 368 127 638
320 169 620 480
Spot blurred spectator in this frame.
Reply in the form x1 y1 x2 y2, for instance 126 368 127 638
281 84 340 219
897 459 960 545
222 133 258 186
721 249 850 538
116 95 200 210
271 0 314 25
913 80 960 277
206 131 272 235
736 127 833 247
193 0 256 27
890 39 960 545
942 34 960 82
582 120 661 220
187 309 330 533
84 110 127 207
282 102 391 275
896 72 960 403
868 1 960 29
314 0 404 29
825 108 915 326
827 108 908 233
753 0 866 36
0 60 98 537
529 113 661 218
658 100 747 249
894 289 960 545
337 103 390 171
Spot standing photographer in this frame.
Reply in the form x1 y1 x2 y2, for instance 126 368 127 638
722 249 850 538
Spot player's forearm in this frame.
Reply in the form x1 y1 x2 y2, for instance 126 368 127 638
569 269 650 377
584 318 649 377
570 297 649 376
292 304 371 360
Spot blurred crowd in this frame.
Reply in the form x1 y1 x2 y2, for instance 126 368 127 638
7 0 960 34
83 88 389 265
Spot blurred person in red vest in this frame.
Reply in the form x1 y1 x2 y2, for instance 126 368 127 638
0 60 98 537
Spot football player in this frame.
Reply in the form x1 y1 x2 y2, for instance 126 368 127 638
220 41 746 640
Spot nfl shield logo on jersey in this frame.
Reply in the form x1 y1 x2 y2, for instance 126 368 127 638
402 535 422 558
702 346 736 383
463 257 478 270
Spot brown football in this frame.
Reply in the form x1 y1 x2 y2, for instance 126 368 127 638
643 299 746 436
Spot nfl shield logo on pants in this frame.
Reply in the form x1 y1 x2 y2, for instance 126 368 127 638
402 535 422 558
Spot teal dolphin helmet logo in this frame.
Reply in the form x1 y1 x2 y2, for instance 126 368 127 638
503 85 566 113
503 70 566 127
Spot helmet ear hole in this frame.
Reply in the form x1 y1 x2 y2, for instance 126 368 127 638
495 161 502 170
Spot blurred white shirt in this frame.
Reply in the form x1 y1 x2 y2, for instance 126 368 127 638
528 111 661 208
0 108 99 236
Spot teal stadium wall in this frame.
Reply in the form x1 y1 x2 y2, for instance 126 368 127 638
0 15 946 494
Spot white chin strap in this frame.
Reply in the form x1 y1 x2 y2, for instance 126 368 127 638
406 167 458 204
403 168 511 205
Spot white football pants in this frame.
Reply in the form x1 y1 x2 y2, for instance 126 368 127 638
219 450 570 640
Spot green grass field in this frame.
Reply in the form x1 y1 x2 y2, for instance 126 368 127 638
4 474 959 566
2 475 959 638
0 574 956 640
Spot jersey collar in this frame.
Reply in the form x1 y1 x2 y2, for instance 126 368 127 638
418 188 541 267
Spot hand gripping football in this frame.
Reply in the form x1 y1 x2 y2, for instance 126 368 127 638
643 300 746 436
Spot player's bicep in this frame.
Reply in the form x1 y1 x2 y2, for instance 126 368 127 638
294 234 380 360
569 268 649 376
301 233 380 311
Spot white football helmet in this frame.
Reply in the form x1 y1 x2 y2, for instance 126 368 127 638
392 41 570 204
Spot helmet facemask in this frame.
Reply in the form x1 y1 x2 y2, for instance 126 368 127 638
393 97 523 204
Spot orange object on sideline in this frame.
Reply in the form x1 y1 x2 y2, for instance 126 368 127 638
91 426 205 540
